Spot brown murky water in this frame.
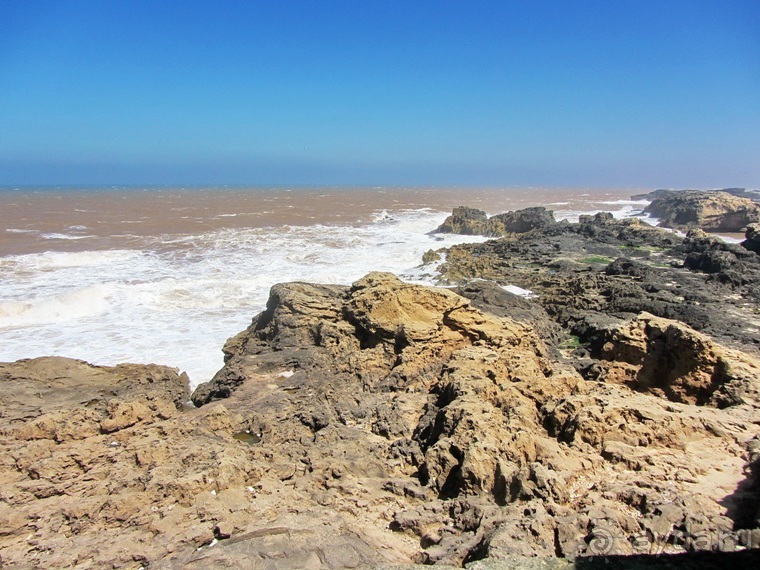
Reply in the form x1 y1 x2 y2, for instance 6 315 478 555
0 186 640 256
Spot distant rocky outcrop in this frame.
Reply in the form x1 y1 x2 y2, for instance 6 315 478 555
434 206 556 237
643 190 760 232
632 188 758 201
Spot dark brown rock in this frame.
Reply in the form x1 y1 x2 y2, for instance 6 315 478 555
742 223 760 254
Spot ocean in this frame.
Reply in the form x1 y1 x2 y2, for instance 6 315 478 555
0 186 650 388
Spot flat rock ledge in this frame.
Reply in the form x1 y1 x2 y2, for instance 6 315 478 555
3 271 758 568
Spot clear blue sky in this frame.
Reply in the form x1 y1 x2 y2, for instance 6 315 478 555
0 0 758 187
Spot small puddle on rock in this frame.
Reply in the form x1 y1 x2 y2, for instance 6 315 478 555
233 431 261 445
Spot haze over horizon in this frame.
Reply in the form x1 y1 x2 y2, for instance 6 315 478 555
1 0 758 188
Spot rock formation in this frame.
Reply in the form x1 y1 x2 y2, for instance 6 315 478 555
192 272 760 565
632 188 759 202
643 190 760 232
434 206 556 237
435 211 760 348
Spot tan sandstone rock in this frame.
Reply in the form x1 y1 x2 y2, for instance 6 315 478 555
1 275 759 567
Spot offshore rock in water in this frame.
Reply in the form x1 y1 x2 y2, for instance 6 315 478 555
643 190 760 232
434 205 556 237
1 273 760 567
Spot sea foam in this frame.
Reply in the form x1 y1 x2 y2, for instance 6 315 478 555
0 209 485 387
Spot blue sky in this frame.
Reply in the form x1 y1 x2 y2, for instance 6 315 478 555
0 0 758 187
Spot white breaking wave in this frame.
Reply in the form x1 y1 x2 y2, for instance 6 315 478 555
40 232 95 240
596 199 650 206
0 209 485 388
502 284 537 298
0 283 116 327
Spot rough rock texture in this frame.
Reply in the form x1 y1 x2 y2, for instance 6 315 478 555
434 206 556 237
0 354 418 569
189 273 758 565
675 228 760 290
2 270 760 567
453 280 564 356
589 312 760 407
643 190 760 232
0 359 200 568
436 211 760 350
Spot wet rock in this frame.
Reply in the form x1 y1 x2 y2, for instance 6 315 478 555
605 257 653 279
489 207 557 234
422 248 442 263
436 210 760 349
677 229 760 290
434 206 491 235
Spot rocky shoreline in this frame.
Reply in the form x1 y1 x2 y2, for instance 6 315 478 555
2 192 760 568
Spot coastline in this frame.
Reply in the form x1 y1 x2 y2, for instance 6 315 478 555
2 196 760 566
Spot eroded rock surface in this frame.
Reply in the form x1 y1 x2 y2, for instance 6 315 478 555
192 273 759 565
2 272 760 567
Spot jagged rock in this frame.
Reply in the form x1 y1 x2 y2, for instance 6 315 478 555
423 248 442 263
676 228 760 290
644 190 760 232
454 280 563 354
605 257 653 279
436 211 760 349
489 207 557 234
434 206 491 235
196 273 760 563
0 355 414 569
